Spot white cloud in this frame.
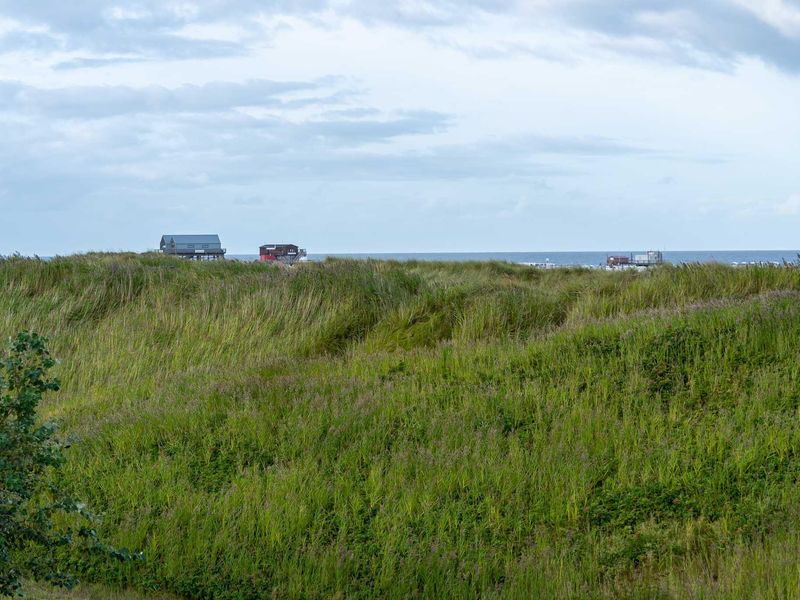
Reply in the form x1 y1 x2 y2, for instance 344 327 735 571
104 6 152 22
730 0 800 38
3 1 800 71
167 2 201 21
1 1 800 254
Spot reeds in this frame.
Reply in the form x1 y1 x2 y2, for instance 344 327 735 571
3 254 800 598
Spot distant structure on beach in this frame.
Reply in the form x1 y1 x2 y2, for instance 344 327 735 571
259 244 307 265
160 234 226 260
606 255 631 267
607 251 664 268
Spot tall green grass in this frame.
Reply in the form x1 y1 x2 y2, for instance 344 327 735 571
4 253 800 598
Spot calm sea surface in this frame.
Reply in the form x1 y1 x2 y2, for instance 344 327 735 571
229 250 800 267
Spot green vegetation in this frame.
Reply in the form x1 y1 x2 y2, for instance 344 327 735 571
3 253 800 598
1 332 124 596
24 581 174 600
1 333 65 596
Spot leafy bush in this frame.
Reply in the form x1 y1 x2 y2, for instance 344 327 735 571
0 333 134 597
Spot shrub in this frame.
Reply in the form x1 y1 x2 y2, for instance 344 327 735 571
0 332 134 597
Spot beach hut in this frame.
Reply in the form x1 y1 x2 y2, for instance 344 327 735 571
160 234 226 260
259 244 307 265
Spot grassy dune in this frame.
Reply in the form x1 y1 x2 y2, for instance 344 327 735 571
25 582 175 600
4 253 800 598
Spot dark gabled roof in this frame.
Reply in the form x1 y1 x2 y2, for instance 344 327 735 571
161 234 221 245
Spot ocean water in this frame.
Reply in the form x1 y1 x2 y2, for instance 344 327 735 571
229 250 800 267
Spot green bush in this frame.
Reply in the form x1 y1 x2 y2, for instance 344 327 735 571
0 333 135 597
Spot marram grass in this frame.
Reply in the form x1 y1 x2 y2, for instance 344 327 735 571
4 253 800 599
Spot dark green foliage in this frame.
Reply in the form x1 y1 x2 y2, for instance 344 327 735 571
0 333 136 597
599 531 674 573
641 325 705 395
575 329 624 360
587 482 698 529
1 333 67 596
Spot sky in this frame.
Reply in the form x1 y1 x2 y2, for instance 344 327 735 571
1 1 799 255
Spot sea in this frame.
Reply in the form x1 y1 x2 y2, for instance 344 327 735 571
229 250 800 268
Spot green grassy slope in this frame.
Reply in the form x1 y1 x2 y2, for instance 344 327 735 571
25 582 175 600
4 254 800 599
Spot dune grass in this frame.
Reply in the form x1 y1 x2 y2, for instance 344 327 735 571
4 253 800 598
24 582 174 600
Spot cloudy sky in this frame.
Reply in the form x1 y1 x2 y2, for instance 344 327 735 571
1 1 799 255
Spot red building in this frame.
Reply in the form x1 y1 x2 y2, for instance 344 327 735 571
259 244 307 265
